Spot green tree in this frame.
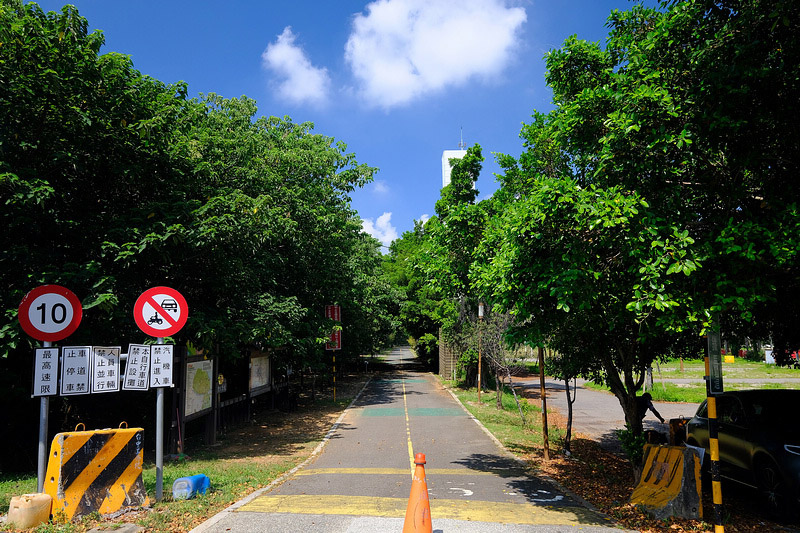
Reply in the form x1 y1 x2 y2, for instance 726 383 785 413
431 146 485 301
383 220 444 365
478 177 700 435
477 0 800 441
0 2 401 474
0 1 387 369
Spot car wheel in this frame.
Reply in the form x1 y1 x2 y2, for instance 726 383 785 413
755 459 787 517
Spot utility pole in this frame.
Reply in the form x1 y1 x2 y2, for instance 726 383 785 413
705 322 724 533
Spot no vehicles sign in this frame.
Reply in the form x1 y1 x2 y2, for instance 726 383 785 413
134 287 188 338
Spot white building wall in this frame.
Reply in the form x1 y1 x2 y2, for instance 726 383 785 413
441 149 467 188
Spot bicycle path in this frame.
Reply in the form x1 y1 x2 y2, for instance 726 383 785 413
193 346 629 532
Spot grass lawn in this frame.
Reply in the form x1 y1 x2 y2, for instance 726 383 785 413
579 358 800 403
445 382 563 457
656 357 800 379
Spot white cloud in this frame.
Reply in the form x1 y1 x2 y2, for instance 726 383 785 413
418 214 430 224
262 27 331 107
345 0 526 108
373 180 390 194
362 212 399 248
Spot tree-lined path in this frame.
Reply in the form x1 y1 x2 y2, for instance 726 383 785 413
195 347 627 532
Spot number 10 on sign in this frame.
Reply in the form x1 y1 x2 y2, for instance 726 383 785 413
18 285 83 342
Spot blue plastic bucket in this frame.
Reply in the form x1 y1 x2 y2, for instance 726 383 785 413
172 474 210 500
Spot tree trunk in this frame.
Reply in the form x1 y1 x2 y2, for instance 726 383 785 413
564 377 575 456
495 372 503 410
506 370 526 427
538 346 550 461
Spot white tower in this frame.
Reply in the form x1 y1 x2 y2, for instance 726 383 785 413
441 130 467 188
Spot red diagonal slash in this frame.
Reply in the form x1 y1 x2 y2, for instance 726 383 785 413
146 296 179 326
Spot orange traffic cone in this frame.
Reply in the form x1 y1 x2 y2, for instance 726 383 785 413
403 453 432 533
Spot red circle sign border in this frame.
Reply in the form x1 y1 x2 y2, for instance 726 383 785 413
18 285 83 342
134 286 188 337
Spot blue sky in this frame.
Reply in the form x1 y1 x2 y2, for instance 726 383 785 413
33 0 653 248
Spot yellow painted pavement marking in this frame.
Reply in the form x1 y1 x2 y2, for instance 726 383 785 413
401 351 415 473
294 468 496 476
238 494 608 526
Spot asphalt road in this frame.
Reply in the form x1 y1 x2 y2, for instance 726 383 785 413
193 347 630 533
513 377 701 452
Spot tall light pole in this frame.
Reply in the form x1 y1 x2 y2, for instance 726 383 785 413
477 302 484 402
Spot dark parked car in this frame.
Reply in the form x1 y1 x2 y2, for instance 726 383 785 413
686 390 800 516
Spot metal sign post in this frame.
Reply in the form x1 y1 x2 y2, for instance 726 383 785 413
156 337 165 501
134 287 186 501
37 342 51 492
19 285 83 492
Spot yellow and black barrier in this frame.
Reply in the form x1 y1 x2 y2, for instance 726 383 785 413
630 444 702 520
44 424 149 520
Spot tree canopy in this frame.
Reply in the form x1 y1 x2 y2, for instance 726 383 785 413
477 0 800 433
393 0 800 438
0 0 395 367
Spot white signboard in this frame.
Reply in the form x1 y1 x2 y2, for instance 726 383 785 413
123 344 151 391
32 347 59 397
250 355 270 392
91 346 120 393
185 359 213 416
60 346 91 395
150 344 174 388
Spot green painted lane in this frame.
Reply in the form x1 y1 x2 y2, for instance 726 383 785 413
374 378 427 383
358 407 464 417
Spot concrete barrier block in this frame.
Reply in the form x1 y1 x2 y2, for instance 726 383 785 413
630 444 702 520
44 427 149 520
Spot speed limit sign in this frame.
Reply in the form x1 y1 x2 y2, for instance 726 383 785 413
18 285 83 342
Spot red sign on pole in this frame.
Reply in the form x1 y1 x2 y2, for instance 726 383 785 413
325 305 341 351
134 287 188 338
18 285 83 342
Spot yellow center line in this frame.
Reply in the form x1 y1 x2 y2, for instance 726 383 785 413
294 468 496 476
401 351 414 473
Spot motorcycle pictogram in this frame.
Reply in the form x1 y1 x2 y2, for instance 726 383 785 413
147 313 163 325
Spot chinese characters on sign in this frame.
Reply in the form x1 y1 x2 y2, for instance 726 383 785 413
32 343 175 396
150 344 174 388
123 344 151 391
32 347 59 397
60 346 91 396
325 304 342 351
91 346 120 393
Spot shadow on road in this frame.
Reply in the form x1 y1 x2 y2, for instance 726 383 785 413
451 453 583 508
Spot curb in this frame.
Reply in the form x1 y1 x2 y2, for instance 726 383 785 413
190 376 373 533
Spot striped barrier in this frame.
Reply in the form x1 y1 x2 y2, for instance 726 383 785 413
630 444 702 520
44 425 149 520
